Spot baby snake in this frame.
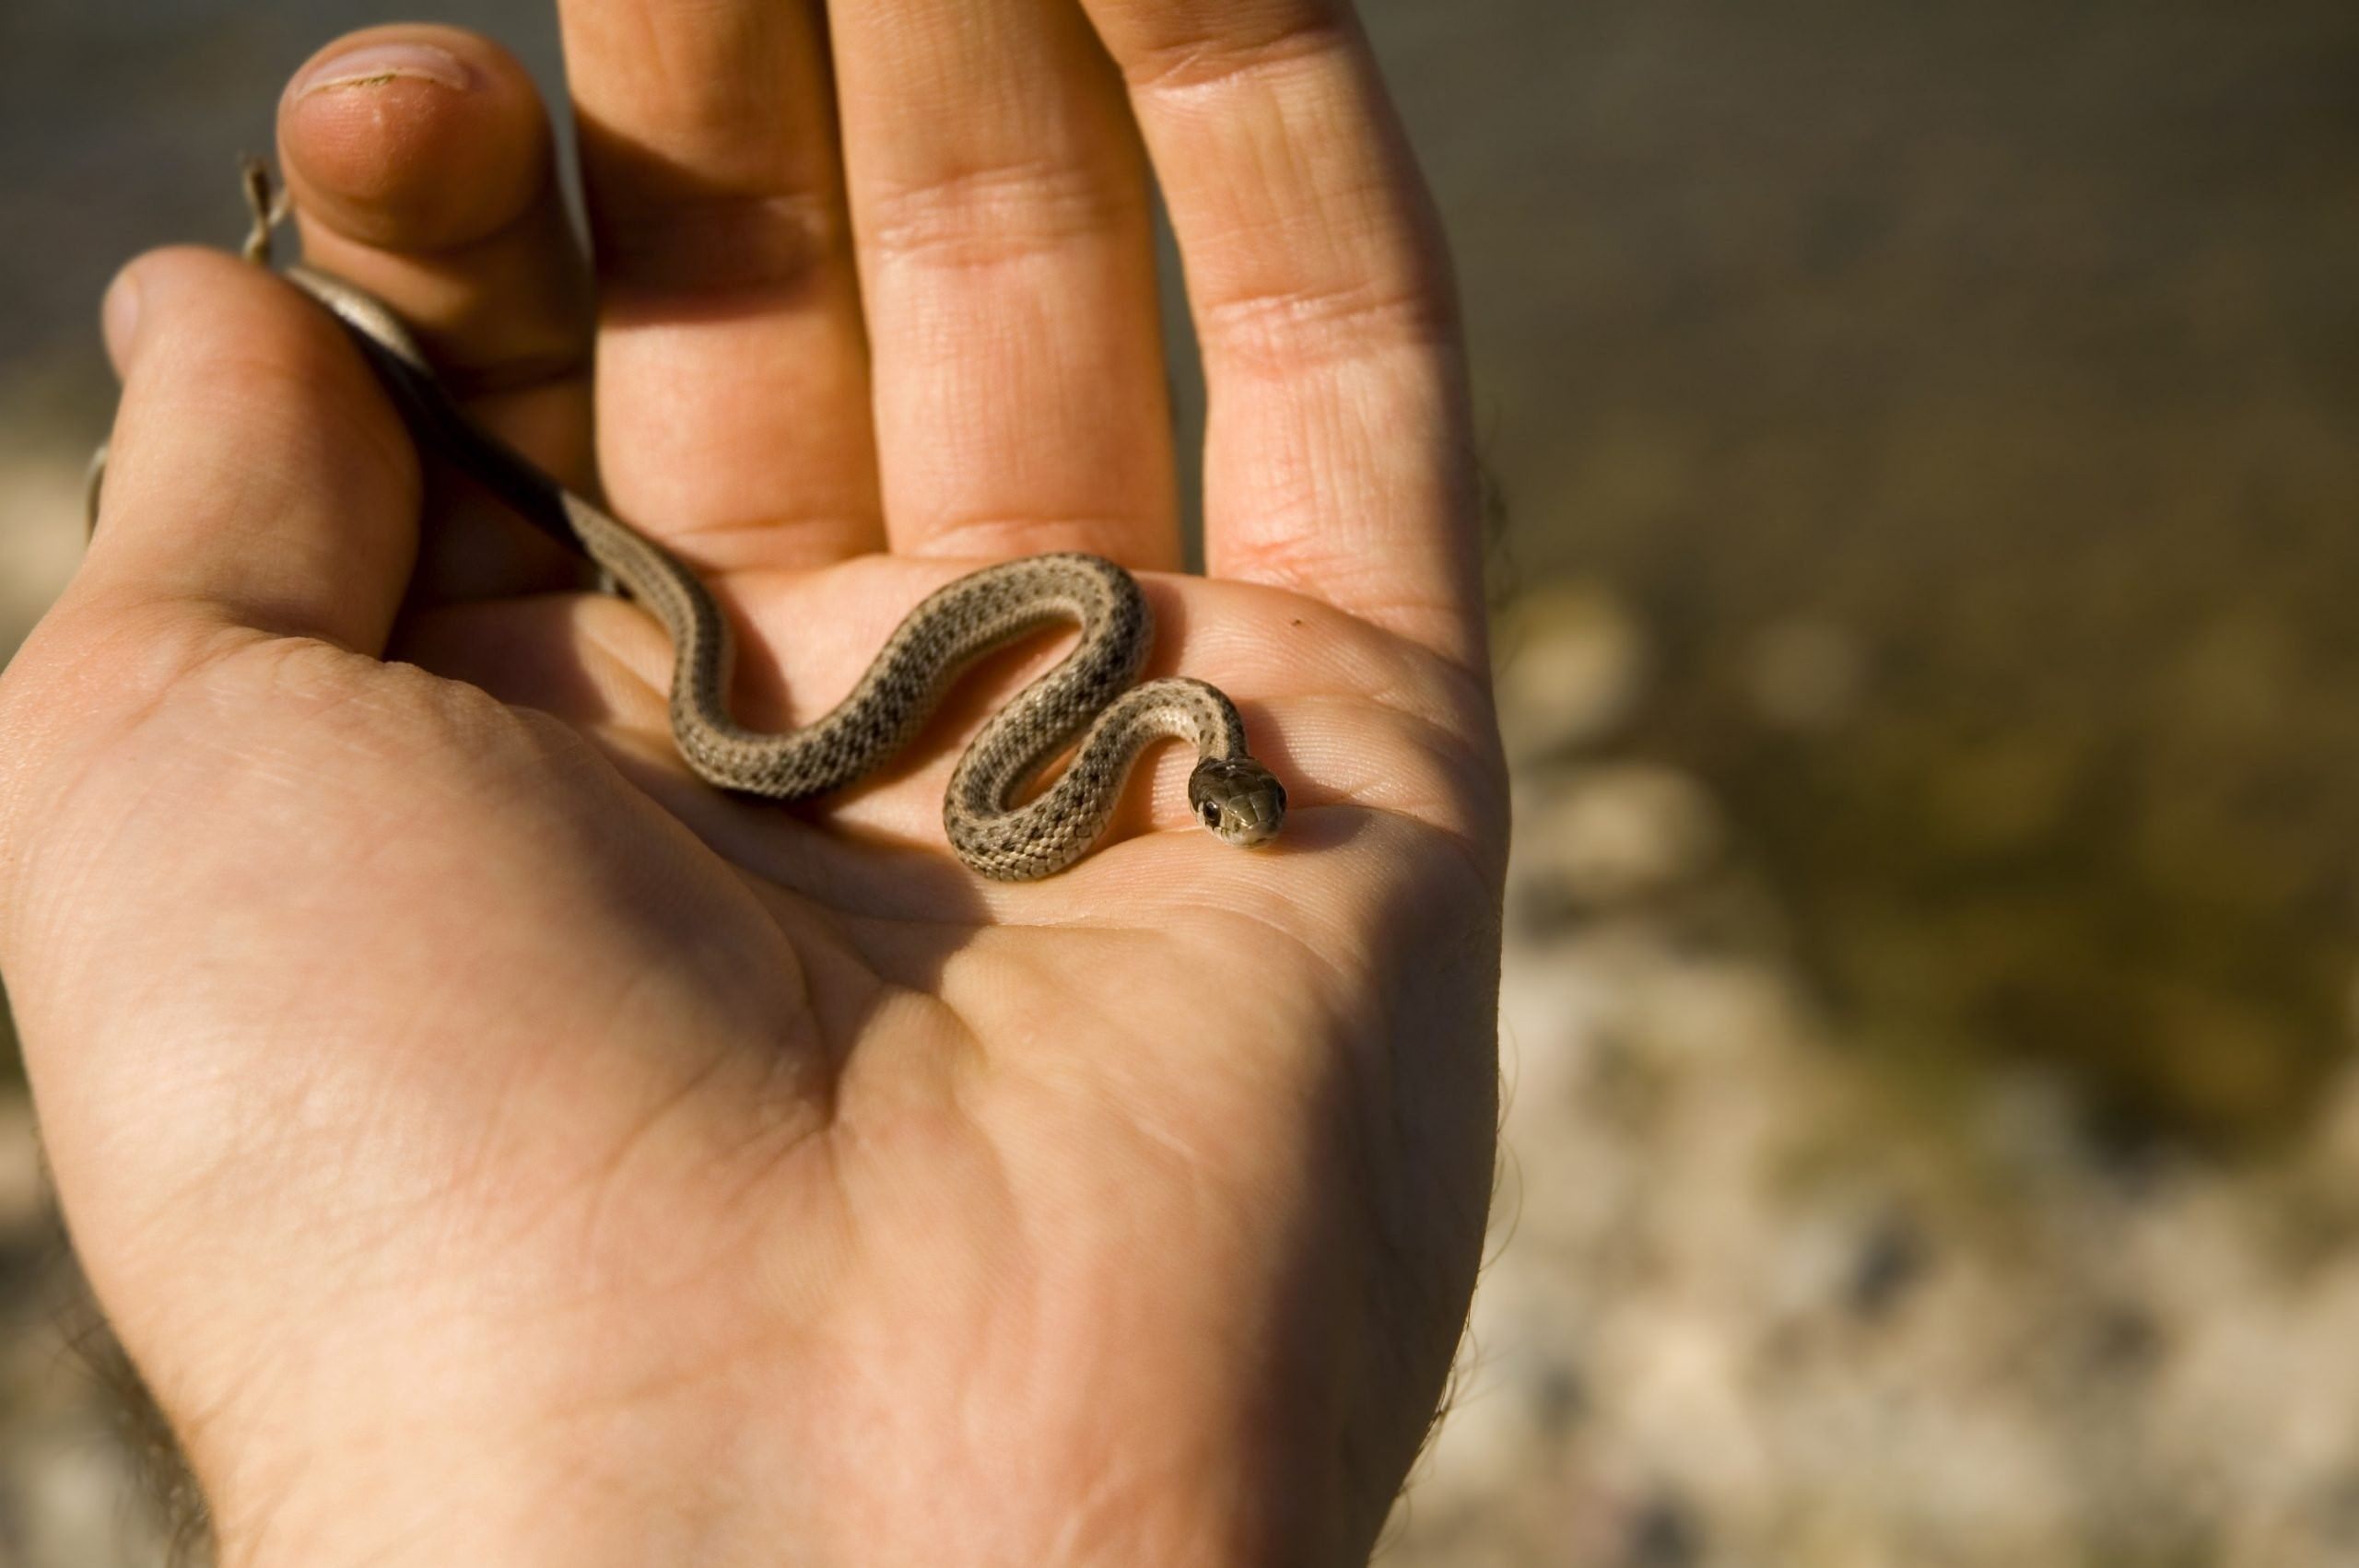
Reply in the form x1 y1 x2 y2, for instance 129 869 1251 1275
89 164 1286 881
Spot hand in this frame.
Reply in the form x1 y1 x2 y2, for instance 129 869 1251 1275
0 5 1503 1564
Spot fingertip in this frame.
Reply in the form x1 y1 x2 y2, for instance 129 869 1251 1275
109 244 367 383
87 245 418 651
100 263 144 375
278 24 551 252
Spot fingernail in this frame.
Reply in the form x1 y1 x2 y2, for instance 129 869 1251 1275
100 265 143 371
290 41 476 100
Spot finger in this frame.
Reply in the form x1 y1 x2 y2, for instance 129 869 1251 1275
1083 0 1483 668
831 0 1177 566
276 25 593 600
557 0 880 568
74 247 416 654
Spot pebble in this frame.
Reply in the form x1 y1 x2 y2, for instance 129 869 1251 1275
1513 764 1726 912
1495 583 1648 760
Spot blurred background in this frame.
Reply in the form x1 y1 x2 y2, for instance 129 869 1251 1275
5 1 2359 1563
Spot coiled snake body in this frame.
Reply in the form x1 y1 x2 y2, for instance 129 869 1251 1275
89 168 1287 882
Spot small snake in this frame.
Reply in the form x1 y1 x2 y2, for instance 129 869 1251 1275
88 163 1285 881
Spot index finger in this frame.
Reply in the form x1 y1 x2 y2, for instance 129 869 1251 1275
1082 0 1484 670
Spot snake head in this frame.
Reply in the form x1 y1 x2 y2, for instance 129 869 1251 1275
1188 757 1286 848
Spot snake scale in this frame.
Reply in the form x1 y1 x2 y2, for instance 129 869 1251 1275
89 165 1287 881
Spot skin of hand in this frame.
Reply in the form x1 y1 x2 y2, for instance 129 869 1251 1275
0 4 1503 1565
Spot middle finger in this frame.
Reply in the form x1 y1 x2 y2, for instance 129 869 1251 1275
832 0 1180 568
557 0 881 569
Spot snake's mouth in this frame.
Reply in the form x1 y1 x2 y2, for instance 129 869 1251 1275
1212 790 1285 846
1221 797 1285 847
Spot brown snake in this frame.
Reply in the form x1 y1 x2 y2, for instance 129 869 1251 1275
88 164 1286 881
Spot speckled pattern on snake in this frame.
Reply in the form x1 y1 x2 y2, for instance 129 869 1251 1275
88 165 1286 882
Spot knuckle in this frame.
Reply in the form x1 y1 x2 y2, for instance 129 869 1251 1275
1121 7 1353 97
860 158 1145 274
1199 273 1459 378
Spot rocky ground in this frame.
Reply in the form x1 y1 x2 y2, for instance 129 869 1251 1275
1377 594 2359 1568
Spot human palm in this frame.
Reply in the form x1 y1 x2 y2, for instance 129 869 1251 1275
0 7 1503 1567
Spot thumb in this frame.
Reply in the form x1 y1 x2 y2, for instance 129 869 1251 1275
0 243 424 949
80 243 418 654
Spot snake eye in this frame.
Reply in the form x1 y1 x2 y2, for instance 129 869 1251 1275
1201 801 1223 829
